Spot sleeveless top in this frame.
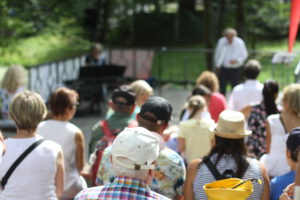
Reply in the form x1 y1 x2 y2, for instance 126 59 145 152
259 114 290 177
193 154 264 200
38 120 86 196
0 136 61 200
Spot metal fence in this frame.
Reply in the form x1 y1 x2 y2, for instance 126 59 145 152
29 47 300 101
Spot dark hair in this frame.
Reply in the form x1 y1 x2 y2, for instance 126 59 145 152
202 136 248 178
192 85 212 97
244 60 261 79
50 87 79 116
262 80 279 116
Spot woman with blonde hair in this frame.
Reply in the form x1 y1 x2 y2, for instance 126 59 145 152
0 91 64 200
195 71 226 122
260 83 300 177
178 95 215 163
0 65 27 119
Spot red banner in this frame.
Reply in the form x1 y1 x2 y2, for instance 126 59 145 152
289 0 300 52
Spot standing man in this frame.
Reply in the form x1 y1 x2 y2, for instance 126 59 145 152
214 28 248 95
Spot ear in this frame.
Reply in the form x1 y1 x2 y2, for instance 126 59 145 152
161 122 169 132
286 149 291 158
136 113 140 121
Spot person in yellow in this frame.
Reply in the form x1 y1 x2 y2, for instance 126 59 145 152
178 95 215 163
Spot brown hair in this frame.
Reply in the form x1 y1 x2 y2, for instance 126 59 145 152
50 87 79 116
196 71 219 92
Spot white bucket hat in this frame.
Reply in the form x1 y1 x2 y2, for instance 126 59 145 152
210 110 252 139
111 127 160 170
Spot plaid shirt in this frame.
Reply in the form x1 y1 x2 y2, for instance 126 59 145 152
74 176 170 200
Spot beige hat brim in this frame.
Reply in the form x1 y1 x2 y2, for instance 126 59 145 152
209 125 252 139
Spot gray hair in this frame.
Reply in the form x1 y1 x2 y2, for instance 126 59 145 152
223 28 237 36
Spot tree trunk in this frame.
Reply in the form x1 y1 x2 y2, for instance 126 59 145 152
235 0 245 39
179 0 196 11
95 0 110 42
218 0 226 38
203 0 213 71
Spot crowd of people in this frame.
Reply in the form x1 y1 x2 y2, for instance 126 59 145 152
1 28 300 200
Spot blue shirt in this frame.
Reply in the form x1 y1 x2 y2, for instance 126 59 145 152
270 170 296 200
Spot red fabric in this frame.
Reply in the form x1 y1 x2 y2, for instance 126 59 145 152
289 0 300 52
208 93 227 122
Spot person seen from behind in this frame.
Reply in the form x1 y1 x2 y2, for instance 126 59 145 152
184 110 270 200
37 87 86 200
96 97 186 200
0 91 64 200
195 71 226 122
178 95 215 163
74 127 170 200
228 59 263 111
241 80 279 159
260 83 300 177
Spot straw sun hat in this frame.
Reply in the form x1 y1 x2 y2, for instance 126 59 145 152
210 110 252 139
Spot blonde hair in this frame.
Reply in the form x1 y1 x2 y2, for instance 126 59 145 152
9 91 47 130
188 95 206 119
129 80 153 106
196 71 219 92
2 65 28 93
282 84 300 116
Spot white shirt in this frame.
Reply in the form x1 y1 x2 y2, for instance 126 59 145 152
0 136 60 200
228 80 263 111
38 120 85 194
214 36 248 68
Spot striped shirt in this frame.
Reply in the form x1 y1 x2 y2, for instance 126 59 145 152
74 176 170 200
193 155 264 200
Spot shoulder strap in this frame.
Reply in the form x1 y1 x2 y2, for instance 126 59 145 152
203 158 223 180
279 115 288 134
1 139 45 189
204 157 250 180
100 120 114 138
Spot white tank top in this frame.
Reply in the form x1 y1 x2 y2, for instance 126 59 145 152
259 114 290 177
38 120 85 194
0 136 61 200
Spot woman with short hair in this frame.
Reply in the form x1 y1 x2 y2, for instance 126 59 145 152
0 91 64 200
184 110 270 200
38 87 86 200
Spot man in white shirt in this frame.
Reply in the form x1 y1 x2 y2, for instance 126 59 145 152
228 59 263 111
214 28 248 95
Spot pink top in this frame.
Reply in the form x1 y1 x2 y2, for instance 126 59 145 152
208 93 227 122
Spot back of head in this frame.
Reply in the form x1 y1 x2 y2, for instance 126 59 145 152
139 97 172 132
282 83 300 116
188 95 206 119
286 127 300 162
243 59 261 80
2 65 28 93
111 127 160 180
195 71 219 93
50 87 79 117
9 91 47 131
129 80 153 106
192 85 212 97
205 110 250 177
112 85 136 113
262 80 279 116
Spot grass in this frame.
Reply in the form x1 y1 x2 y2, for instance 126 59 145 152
152 40 300 88
0 28 90 67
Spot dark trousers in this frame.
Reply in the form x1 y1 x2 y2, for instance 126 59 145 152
219 67 242 95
